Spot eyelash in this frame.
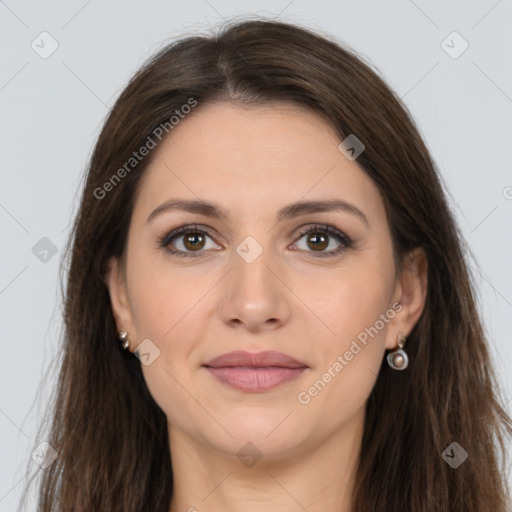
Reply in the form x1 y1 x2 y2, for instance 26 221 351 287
158 223 353 259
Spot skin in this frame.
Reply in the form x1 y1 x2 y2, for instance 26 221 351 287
105 102 428 512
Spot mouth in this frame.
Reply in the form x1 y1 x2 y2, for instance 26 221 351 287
202 350 309 392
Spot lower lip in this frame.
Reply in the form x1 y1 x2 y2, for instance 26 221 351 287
204 366 307 392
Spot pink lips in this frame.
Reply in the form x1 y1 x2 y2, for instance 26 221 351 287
203 350 309 392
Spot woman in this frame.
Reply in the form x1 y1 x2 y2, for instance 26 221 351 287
21 18 512 511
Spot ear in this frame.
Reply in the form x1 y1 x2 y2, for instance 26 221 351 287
104 256 136 348
385 247 428 350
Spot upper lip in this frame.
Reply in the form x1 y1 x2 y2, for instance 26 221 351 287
203 350 308 368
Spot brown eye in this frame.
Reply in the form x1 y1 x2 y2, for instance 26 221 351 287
182 232 206 251
305 232 329 251
294 224 353 258
159 225 219 257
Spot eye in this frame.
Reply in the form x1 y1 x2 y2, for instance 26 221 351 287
158 224 219 258
292 224 353 258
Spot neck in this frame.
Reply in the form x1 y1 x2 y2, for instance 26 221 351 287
167 408 364 512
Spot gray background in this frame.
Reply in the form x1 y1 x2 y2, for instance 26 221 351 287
1 0 511 509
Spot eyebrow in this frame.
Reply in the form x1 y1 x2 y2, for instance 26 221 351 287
146 198 370 227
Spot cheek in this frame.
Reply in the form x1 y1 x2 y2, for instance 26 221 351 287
294 291 392 433
317 286 392 387
126 257 210 387
302 259 395 346
127 261 207 435
127 253 198 339
294 258 395 411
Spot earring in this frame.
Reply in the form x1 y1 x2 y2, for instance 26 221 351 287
387 333 408 370
119 331 130 350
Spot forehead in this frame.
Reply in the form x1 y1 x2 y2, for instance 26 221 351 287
134 102 384 223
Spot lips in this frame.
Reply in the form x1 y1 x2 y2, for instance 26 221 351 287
204 350 307 369
203 350 309 392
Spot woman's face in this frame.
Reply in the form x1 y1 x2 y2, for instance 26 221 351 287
106 102 426 460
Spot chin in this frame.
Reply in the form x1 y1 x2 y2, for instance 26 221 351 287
209 409 306 454
209 432 305 465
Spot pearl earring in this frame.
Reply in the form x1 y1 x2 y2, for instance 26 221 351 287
387 333 408 370
118 331 130 350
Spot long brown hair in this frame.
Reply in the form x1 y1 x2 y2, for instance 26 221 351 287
19 17 512 511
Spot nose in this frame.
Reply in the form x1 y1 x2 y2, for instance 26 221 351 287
218 244 292 333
